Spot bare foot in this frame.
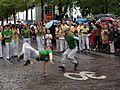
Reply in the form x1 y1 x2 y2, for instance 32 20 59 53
43 74 48 77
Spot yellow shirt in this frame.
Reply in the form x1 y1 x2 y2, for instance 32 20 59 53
12 29 19 40
61 24 69 30
55 26 63 38
77 25 84 31
81 27 89 36
0 32 2 40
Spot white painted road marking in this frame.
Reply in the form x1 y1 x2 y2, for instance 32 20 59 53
64 71 106 81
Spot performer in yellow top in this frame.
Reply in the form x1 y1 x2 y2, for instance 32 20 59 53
77 22 84 51
0 25 3 58
61 20 69 50
12 25 20 57
55 21 64 52
36 21 45 50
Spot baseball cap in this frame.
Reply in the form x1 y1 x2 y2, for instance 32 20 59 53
5 23 10 27
63 28 69 32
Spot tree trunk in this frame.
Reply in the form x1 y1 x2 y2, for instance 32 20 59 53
105 0 108 14
13 9 16 25
41 0 44 24
26 5 28 21
58 6 62 15
31 8 33 21
6 15 8 23
1 18 4 26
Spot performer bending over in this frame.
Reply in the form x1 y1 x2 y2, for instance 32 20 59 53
18 43 54 77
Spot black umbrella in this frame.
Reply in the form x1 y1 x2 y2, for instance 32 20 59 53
94 14 108 19
94 14 115 19
106 14 115 19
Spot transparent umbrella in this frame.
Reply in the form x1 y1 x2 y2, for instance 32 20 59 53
45 20 58 29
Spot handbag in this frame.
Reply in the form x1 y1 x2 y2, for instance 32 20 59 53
1 38 5 45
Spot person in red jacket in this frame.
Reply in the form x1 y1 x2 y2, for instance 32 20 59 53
89 27 95 50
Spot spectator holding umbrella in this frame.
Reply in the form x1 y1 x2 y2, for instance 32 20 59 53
101 24 109 50
94 23 102 51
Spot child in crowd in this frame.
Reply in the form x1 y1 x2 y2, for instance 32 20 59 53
45 30 52 46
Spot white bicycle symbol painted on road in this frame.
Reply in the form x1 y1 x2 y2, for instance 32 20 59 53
64 71 106 81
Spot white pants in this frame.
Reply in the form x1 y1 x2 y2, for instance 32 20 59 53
78 36 83 51
109 41 115 53
56 39 59 51
23 38 31 44
36 36 44 50
2 46 6 58
82 35 90 50
46 39 52 46
5 42 12 59
56 39 64 51
64 40 68 50
22 43 39 61
12 40 19 56
61 47 78 67
0 41 2 57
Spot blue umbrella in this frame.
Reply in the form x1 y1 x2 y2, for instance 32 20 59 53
23 20 33 24
75 18 87 23
45 20 58 29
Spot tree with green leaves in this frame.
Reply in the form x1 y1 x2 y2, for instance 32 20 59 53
76 0 120 17
48 0 74 20
49 0 120 18
0 0 38 25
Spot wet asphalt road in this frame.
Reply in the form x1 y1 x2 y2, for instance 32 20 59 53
0 41 120 90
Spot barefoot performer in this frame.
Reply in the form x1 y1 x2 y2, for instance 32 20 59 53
18 42 54 77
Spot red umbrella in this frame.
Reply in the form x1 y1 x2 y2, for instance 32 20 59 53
97 17 114 22
94 14 115 19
